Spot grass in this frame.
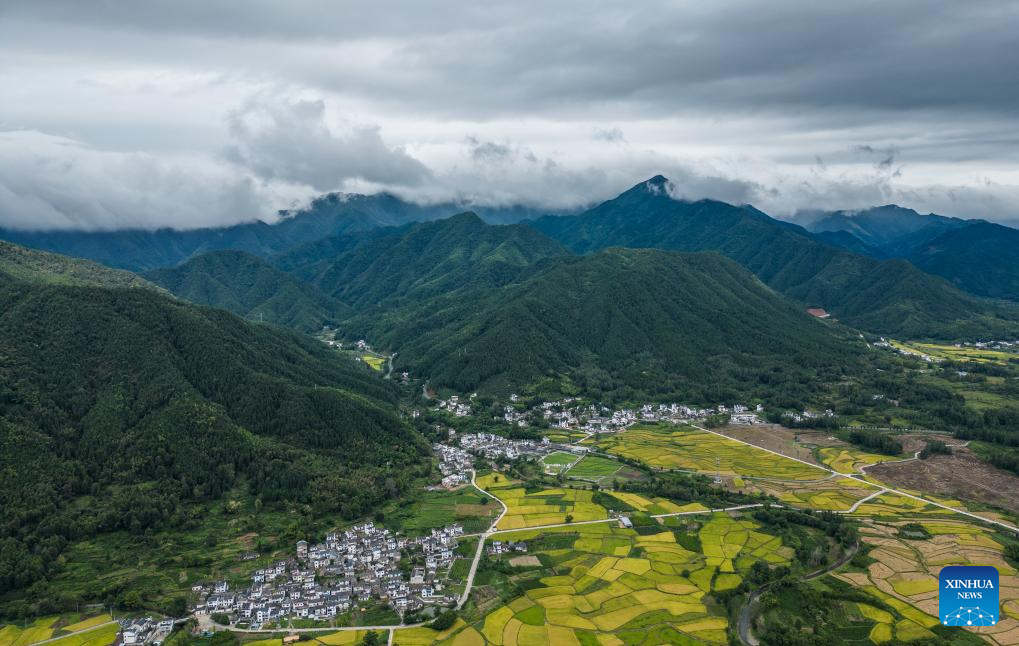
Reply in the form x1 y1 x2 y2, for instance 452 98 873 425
540 452 579 475
565 456 622 479
380 487 497 535
593 424 828 481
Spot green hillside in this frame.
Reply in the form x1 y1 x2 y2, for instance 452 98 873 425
0 239 158 290
531 176 1019 339
144 250 350 331
0 253 426 611
907 221 1019 301
350 247 865 402
287 212 570 308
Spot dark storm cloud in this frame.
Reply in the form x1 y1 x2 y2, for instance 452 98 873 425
4 0 1017 119
1 0 1017 229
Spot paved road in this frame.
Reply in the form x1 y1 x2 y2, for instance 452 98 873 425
456 470 509 609
687 423 1018 533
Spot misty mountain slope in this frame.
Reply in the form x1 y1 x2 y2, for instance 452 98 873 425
0 192 550 273
349 247 864 401
797 205 969 253
144 250 349 331
286 212 572 308
530 176 1019 339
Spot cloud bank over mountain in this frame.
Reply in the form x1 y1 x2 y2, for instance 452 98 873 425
1 0 1017 230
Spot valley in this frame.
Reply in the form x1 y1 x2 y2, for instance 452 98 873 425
3 180 1019 646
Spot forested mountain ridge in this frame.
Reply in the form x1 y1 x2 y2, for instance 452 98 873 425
794 206 1019 302
347 247 865 402
794 205 970 253
284 212 571 308
0 239 159 290
144 250 350 331
0 253 427 608
0 192 550 272
904 221 1019 301
530 177 1019 339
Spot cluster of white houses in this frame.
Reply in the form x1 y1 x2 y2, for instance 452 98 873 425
194 522 464 625
433 442 473 488
489 397 766 432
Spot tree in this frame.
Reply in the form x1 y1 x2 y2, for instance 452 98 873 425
360 631 381 646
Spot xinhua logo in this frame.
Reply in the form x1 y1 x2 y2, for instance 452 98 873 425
939 565 999 627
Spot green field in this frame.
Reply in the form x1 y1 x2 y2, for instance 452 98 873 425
593 424 829 481
565 455 622 479
540 452 579 474
381 488 498 535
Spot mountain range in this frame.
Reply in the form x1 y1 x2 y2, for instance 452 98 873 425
531 177 1019 338
793 205 1019 300
0 193 550 273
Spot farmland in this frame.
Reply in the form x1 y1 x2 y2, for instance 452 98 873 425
564 455 623 480
0 614 114 646
540 452 580 475
590 424 830 481
477 475 610 531
442 512 796 645
380 488 499 535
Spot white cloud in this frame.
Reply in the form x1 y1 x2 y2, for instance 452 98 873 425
224 98 432 191
0 130 298 231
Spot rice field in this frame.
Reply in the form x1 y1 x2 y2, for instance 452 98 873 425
891 340 1015 366
362 355 385 371
0 614 115 646
41 624 119 646
479 476 609 530
833 517 1019 644
563 456 622 480
427 513 792 645
593 424 829 481
749 476 877 512
817 447 897 474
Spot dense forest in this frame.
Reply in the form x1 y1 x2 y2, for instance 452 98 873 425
144 250 349 331
348 247 868 403
0 261 428 610
529 176 1019 340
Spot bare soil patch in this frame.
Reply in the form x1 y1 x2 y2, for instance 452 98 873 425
868 445 1019 515
713 424 826 465
508 555 541 567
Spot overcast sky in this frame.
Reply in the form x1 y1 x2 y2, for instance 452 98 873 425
2 0 1018 230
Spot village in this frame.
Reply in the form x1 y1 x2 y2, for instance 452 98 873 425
191 521 465 628
434 394 767 431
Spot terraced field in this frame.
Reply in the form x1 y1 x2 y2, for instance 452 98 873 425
833 518 1019 644
429 513 793 645
591 424 829 481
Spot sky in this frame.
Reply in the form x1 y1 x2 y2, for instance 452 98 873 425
1 0 1018 231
